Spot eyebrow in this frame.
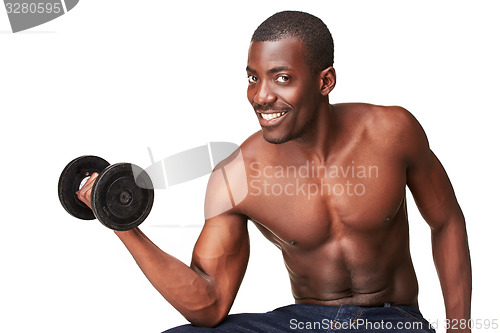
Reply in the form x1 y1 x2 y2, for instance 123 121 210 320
246 66 293 75
246 66 257 74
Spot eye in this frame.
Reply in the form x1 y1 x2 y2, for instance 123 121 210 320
276 75 290 83
247 75 258 84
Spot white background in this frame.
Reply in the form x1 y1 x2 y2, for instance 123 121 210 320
1 1 499 332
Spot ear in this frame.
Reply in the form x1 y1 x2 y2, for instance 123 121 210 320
319 67 336 96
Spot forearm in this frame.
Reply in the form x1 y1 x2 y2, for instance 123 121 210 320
114 228 223 327
431 217 472 331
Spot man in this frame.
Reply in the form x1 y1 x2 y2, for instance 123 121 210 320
78 11 471 332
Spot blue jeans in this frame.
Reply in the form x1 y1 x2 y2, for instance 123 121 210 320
163 303 436 332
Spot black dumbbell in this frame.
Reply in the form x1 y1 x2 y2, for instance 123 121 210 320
58 156 154 231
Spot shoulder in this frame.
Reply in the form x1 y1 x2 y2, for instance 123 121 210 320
375 105 430 166
335 103 430 164
354 103 424 138
373 104 423 132
373 104 428 150
334 103 422 132
204 132 265 220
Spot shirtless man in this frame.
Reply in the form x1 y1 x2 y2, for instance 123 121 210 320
78 11 471 332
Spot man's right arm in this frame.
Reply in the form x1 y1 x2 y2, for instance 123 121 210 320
77 154 250 328
114 210 249 327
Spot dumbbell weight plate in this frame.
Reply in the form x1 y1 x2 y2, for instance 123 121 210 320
58 155 110 220
91 163 154 231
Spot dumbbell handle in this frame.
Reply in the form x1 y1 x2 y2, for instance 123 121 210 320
76 172 100 209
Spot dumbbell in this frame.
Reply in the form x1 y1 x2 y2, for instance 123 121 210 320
58 156 154 231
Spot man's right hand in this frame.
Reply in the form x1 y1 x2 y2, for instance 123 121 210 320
76 172 99 208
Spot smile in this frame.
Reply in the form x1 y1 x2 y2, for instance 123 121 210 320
259 111 287 120
257 110 290 127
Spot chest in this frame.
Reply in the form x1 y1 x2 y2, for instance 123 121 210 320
242 153 407 248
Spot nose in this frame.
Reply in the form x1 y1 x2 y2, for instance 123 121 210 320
253 81 277 106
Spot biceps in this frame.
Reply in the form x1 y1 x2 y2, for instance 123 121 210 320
407 150 462 229
191 214 249 297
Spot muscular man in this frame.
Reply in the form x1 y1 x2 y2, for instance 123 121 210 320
78 11 471 332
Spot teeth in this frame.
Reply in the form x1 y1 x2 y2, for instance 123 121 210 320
261 112 285 120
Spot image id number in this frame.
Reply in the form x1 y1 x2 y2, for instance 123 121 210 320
5 2 62 14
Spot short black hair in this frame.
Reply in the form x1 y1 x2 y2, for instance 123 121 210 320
251 11 334 75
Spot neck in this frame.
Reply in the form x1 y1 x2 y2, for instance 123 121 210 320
288 102 338 163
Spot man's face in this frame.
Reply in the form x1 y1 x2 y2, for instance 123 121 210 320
246 38 322 144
